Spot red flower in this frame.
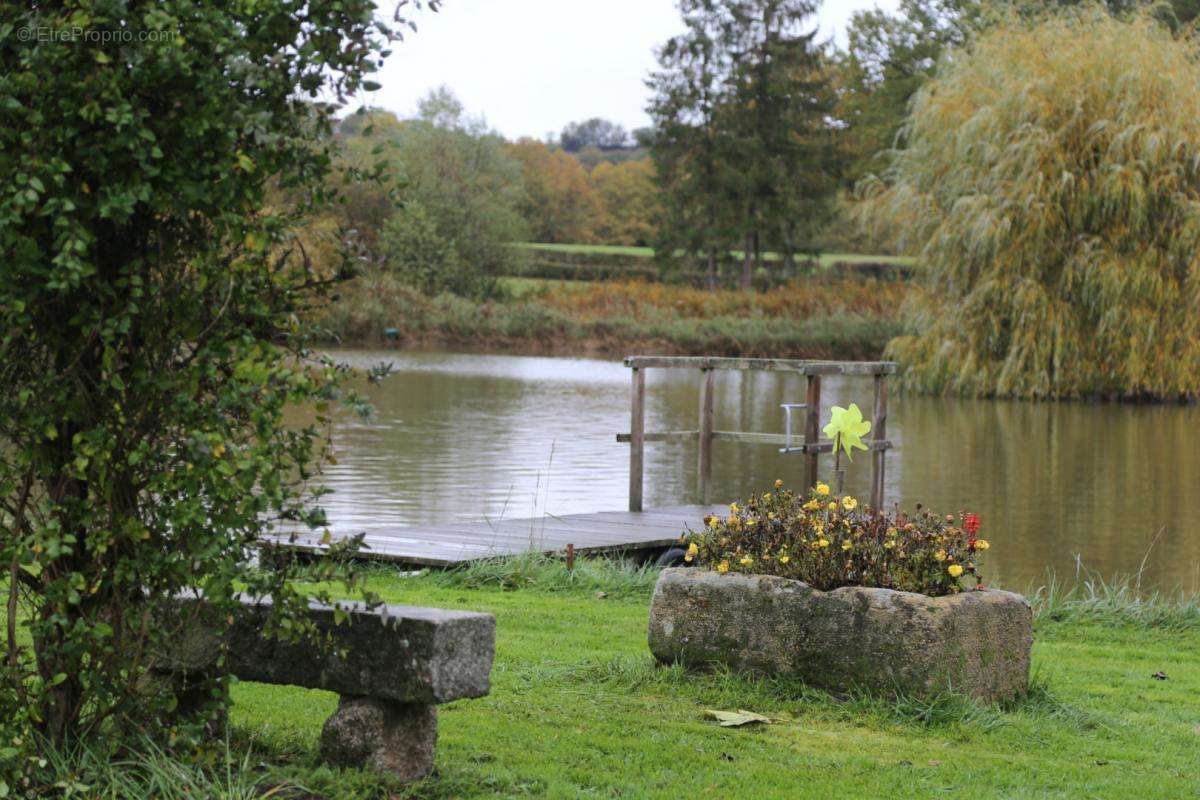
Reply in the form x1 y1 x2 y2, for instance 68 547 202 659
964 513 981 535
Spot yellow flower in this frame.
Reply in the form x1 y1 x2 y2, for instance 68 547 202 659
774 479 784 490
717 560 730 574
779 555 790 564
740 555 754 567
803 500 820 511
841 496 858 511
729 502 739 513
974 539 990 551
685 542 698 562
762 493 772 502
934 549 947 562
948 564 964 577
841 540 852 551
707 516 719 530
817 538 830 548
816 482 830 496
886 526 897 537
883 540 895 549
827 501 838 511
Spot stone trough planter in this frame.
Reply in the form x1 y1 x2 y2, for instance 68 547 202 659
648 568 1032 701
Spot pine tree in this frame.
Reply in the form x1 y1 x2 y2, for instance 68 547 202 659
648 0 839 288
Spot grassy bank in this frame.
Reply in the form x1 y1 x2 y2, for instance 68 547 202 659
220 560 1200 799
29 559 1200 798
318 274 907 359
515 242 917 267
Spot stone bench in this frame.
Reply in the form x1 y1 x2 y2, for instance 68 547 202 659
156 595 495 780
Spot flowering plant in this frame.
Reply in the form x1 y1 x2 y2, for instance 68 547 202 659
684 481 989 597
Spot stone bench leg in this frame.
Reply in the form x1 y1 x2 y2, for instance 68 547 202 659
318 696 438 781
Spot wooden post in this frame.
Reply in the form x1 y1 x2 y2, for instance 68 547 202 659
871 373 888 510
697 368 714 502
804 374 821 489
629 367 646 512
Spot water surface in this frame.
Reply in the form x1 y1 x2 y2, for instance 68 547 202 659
320 349 1200 590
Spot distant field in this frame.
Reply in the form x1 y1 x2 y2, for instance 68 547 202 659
514 242 917 267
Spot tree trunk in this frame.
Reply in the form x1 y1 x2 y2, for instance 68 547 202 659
752 230 763 283
740 232 753 290
782 224 797 277
706 247 717 291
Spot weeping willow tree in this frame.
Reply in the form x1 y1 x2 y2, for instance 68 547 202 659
869 9 1200 400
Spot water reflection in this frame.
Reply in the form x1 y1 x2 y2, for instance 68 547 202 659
319 349 1200 590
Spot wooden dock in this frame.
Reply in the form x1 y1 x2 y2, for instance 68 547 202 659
267 504 728 567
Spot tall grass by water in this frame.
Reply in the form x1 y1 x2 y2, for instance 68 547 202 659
317 273 906 359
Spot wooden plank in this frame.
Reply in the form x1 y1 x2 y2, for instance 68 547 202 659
623 356 896 375
267 505 728 567
615 430 699 443
804 374 821 489
871 374 889 510
588 508 724 527
697 369 714 502
616 429 890 450
413 521 685 547
710 430 788 446
629 367 645 512
789 439 891 454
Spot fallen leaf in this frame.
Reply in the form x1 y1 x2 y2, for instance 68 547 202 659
928 760 942 767
1152 671 1168 681
704 709 774 727
594 591 607 600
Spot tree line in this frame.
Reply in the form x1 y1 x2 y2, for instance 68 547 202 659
323 0 992 296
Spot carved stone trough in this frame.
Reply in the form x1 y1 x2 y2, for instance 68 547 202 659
648 568 1032 701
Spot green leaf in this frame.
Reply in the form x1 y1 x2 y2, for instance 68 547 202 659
821 403 871 461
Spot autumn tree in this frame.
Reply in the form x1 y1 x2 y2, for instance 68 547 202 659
591 159 659 246
508 138 602 243
873 9 1200 399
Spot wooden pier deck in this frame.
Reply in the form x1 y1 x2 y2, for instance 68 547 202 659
267 504 728 567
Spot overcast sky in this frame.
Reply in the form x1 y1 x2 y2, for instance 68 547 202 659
368 0 900 140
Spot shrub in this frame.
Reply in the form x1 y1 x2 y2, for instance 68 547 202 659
869 9 1200 399
686 482 988 596
0 0 398 766
380 199 497 299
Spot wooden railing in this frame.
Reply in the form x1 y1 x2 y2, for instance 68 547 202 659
616 356 896 511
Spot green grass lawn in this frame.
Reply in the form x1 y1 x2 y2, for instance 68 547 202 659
514 242 918 267
231 563 1200 799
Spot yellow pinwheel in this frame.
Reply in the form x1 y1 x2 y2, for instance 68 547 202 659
822 403 872 462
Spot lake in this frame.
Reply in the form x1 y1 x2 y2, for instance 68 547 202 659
319 349 1200 590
